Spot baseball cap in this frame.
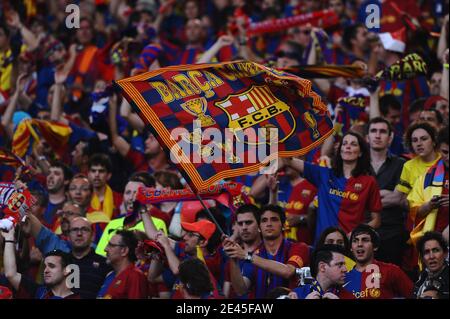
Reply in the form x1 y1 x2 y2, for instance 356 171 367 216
181 220 216 241
378 28 406 53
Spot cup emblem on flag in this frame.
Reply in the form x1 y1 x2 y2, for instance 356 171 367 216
181 97 216 127
215 85 296 145
303 111 320 138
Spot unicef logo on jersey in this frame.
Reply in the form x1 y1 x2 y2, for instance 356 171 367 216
363 0 381 32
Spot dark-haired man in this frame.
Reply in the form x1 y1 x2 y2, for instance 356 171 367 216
44 161 73 228
178 258 214 299
290 245 348 299
2 227 79 299
223 204 262 298
224 205 310 298
87 153 122 220
24 215 111 299
366 117 407 265
97 230 148 299
341 224 413 299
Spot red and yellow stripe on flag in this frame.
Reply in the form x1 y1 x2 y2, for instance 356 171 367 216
0 147 27 168
12 119 72 158
114 61 334 192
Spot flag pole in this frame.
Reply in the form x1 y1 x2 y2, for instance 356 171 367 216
195 192 227 237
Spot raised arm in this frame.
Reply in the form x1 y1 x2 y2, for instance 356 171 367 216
197 35 235 64
108 93 131 157
285 157 305 175
1 228 21 291
1 73 28 138
6 11 39 51
437 15 449 62
120 98 145 132
155 232 180 275
441 49 449 99
369 86 381 119
223 239 251 296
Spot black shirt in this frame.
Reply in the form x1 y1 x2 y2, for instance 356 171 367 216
414 263 449 299
370 154 406 236
69 248 111 299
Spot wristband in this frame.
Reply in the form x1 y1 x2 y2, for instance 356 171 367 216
444 63 449 69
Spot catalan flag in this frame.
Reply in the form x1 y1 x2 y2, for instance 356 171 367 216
11 119 72 159
115 61 333 192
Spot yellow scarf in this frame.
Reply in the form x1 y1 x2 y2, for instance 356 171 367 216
91 185 115 219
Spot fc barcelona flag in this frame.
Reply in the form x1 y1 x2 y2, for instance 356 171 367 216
115 61 333 191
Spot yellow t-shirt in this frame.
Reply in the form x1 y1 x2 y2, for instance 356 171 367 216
95 216 167 257
396 155 441 195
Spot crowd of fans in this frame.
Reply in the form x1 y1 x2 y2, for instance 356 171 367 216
0 0 448 299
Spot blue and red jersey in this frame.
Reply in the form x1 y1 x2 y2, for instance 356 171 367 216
241 239 310 299
97 264 148 299
341 260 414 299
303 162 382 242
278 178 317 245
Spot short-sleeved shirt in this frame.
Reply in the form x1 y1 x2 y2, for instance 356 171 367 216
396 155 441 195
341 260 413 299
241 239 310 299
97 264 148 299
303 162 382 241
16 276 80 299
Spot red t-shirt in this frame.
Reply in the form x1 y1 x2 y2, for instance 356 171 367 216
102 264 148 299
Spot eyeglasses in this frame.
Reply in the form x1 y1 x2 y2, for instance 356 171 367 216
69 227 91 234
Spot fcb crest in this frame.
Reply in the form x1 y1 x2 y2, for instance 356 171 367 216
215 85 297 145
354 183 362 191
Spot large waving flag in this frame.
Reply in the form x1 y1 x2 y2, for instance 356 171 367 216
115 61 333 191
12 119 72 159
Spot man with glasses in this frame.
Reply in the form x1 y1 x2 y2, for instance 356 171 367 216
67 174 110 243
24 213 110 299
97 230 148 299
48 200 83 238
